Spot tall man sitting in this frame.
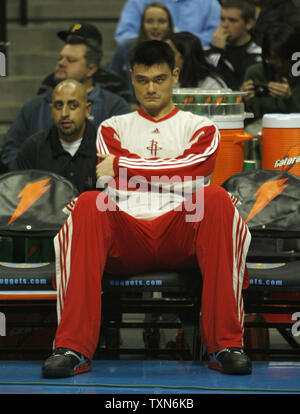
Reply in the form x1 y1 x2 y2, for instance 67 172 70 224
1 35 131 171
42 40 252 378
16 79 97 194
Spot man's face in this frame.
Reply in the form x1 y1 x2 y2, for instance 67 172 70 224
50 84 91 142
220 8 254 45
54 44 94 84
131 63 179 119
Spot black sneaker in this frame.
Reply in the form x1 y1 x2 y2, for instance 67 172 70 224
208 347 252 375
42 348 91 378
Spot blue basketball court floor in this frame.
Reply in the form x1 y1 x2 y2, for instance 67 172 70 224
0 359 300 395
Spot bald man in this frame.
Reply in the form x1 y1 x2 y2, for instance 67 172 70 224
2 37 131 171
15 80 98 193
50 80 90 142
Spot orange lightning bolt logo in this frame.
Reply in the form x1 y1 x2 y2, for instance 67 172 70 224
8 178 52 225
245 178 289 223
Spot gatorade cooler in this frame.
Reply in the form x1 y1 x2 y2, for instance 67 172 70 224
172 89 252 186
262 114 300 177
210 119 253 186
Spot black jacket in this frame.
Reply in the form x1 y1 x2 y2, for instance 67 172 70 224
205 39 262 90
2 82 131 171
15 120 98 194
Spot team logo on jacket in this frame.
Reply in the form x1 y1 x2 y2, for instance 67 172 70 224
147 139 162 156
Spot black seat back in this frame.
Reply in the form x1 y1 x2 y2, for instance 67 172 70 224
0 170 79 237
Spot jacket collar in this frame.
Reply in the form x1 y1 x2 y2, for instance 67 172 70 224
48 120 97 158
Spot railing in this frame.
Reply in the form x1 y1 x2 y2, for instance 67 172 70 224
0 0 7 56
0 0 28 56
20 0 28 25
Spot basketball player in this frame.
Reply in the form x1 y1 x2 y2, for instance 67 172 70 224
42 40 252 378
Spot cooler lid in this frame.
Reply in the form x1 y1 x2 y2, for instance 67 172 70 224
213 117 244 130
262 113 300 128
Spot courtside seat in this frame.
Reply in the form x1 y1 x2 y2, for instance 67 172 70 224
0 169 78 295
3 169 300 360
101 269 202 359
0 267 203 360
0 170 78 357
0 170 203 360
223 169 300 357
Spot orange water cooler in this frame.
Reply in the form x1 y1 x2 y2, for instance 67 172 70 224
172 89 252 186
262 113 300 177
262 114 300 325
210 119 253 186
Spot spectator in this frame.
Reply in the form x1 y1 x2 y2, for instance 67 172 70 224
16 80 98 194
205 0 262 90
241 24 300 126
1 36 131 171
253 0 300 46
42 40 252 379
38 23 132 103
166 32 228 89
109 2 174 96
114 0 221 47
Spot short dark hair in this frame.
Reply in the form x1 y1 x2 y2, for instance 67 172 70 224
222 0 256 22
66 34 103 68
262 23 300 80
262 23 299 61
129 40 175 71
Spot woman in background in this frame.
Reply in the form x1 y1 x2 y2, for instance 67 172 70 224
241 23 300 123
166 31 228 89
108 2 174 98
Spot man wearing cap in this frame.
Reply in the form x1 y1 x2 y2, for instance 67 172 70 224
38 23 132 103
1 24 131 171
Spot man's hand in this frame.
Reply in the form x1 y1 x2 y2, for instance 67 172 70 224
212 27 229 49
96 153 116 187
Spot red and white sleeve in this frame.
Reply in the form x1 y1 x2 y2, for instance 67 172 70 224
96 122 220 181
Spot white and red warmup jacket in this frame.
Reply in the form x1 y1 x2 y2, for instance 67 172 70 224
96 107 220 219
54 107 250 358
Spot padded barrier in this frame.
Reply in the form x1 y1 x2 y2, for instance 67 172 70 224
247 262 300 291
0 262 55 291
102 270 202 293
2 262 299 294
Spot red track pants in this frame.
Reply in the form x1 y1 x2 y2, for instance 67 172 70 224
54 186 251 360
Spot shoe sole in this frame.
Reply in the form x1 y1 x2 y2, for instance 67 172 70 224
43 364 91 378
207 361 252 375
